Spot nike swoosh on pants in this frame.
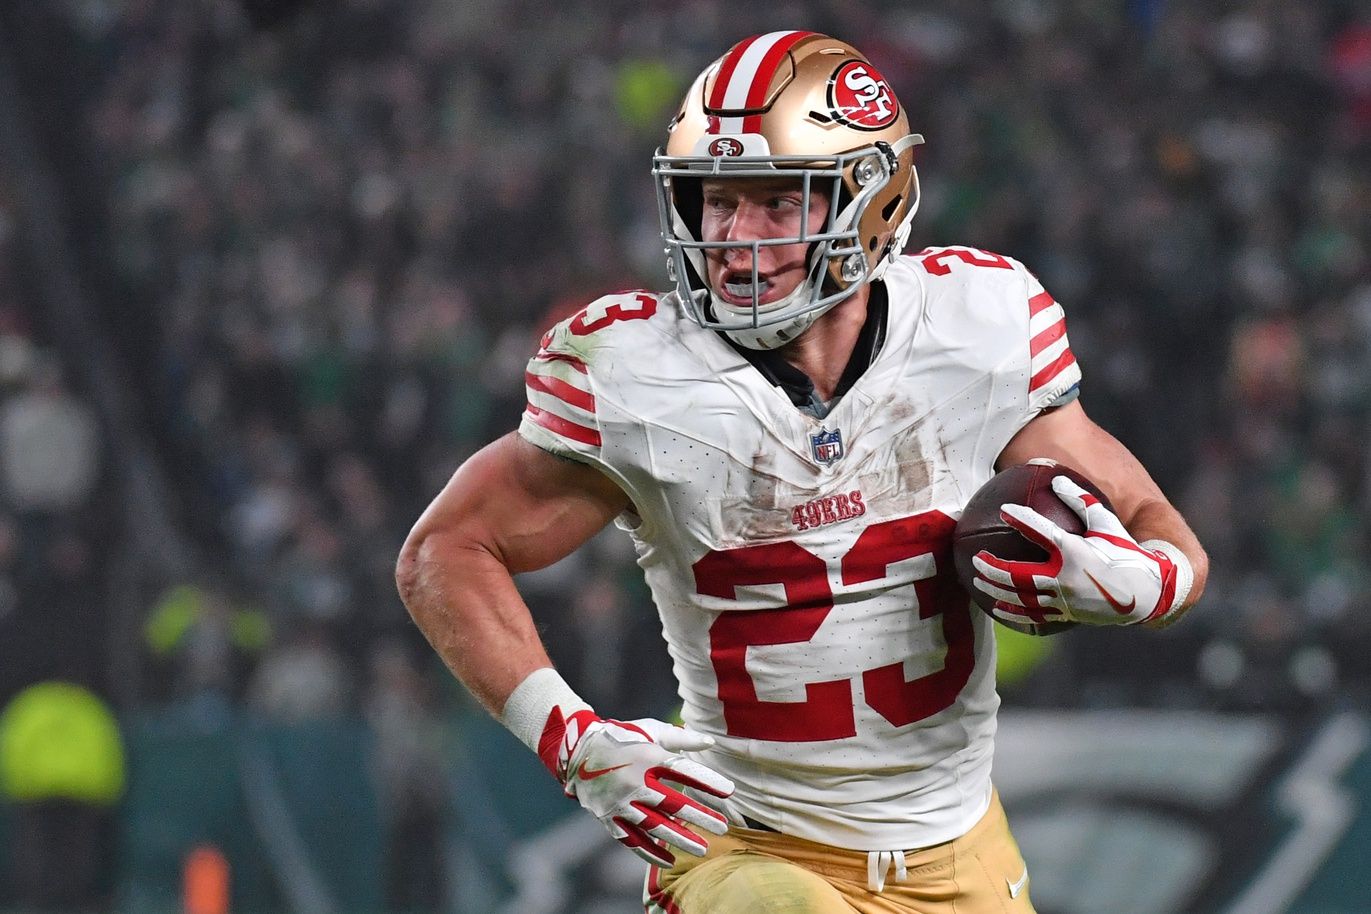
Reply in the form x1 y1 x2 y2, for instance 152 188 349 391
1008 865 1029 898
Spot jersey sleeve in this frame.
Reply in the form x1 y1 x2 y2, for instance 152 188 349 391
518 294 665 534
519 321 606 465
1023 270 1082 412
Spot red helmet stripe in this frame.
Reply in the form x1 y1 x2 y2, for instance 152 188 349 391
744 31 814 110
740 32 814 132
710 30 815 126
708 33 762 110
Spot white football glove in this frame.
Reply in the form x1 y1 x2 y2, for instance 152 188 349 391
970 475 1183 627
540 710 734 867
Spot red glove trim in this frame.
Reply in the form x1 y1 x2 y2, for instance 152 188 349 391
537 707 600 781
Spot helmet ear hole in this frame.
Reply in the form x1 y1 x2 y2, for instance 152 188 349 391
868 235 878 251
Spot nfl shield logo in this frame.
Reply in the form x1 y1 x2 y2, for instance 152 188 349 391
809 428 844 466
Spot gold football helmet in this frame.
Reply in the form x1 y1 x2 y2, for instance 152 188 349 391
653 31 923 349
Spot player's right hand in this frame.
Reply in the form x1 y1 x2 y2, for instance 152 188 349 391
542 711 735 867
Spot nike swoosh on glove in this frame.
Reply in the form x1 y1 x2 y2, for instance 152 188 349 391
539 709 735 867
969 475 1180 627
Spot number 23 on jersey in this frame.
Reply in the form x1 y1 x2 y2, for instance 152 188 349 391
693 510 974 743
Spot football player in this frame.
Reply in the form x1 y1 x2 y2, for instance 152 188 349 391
396 31 1209 914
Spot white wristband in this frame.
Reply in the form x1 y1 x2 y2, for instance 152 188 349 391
1141 539 1194 619
500 668 593 754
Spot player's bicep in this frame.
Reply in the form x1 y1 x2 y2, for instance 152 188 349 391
407 432 631 575
995 400 1165 527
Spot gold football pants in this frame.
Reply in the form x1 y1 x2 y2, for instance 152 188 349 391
645 791 1034 914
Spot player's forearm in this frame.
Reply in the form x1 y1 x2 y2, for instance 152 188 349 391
396 528 554 716
1123 497 1209 609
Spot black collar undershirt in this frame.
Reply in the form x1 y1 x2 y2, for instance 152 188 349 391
726 282 888 420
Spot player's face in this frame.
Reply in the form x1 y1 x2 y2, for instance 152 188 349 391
699 178 830 307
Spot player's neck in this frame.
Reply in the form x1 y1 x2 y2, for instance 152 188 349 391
780 285 872 403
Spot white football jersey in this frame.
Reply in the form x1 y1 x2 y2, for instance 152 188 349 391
518 246 1081 851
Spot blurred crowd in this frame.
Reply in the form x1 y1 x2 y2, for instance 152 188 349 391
0 188 121 910
1 0 1370 882
0 208 112 704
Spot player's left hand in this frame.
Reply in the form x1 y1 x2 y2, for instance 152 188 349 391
970 475 1180 627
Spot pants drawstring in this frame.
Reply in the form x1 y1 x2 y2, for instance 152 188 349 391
866 849 908 893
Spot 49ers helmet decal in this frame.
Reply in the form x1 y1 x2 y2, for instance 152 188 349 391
828 61 900 130
653 31 923 350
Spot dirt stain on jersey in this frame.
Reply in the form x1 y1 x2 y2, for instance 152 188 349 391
884 397 918 425
711 406 947 545
897 450 933 503
844 412 938 519
713 449 819 545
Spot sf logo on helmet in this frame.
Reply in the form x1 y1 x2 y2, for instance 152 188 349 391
707 137 744 157
829 61 898 130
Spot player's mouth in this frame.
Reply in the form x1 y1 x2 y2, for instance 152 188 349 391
717 273 775 307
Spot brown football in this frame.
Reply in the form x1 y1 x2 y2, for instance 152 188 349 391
952 459 1112 636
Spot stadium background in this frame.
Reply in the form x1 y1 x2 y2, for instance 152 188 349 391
0 0 1367 911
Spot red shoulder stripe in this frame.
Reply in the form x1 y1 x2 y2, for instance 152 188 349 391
1029 349 1077 392
534 351 589 374
525 370 594 412
1030 319 1067 357
524 405 601 447
1028 291 1056 317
